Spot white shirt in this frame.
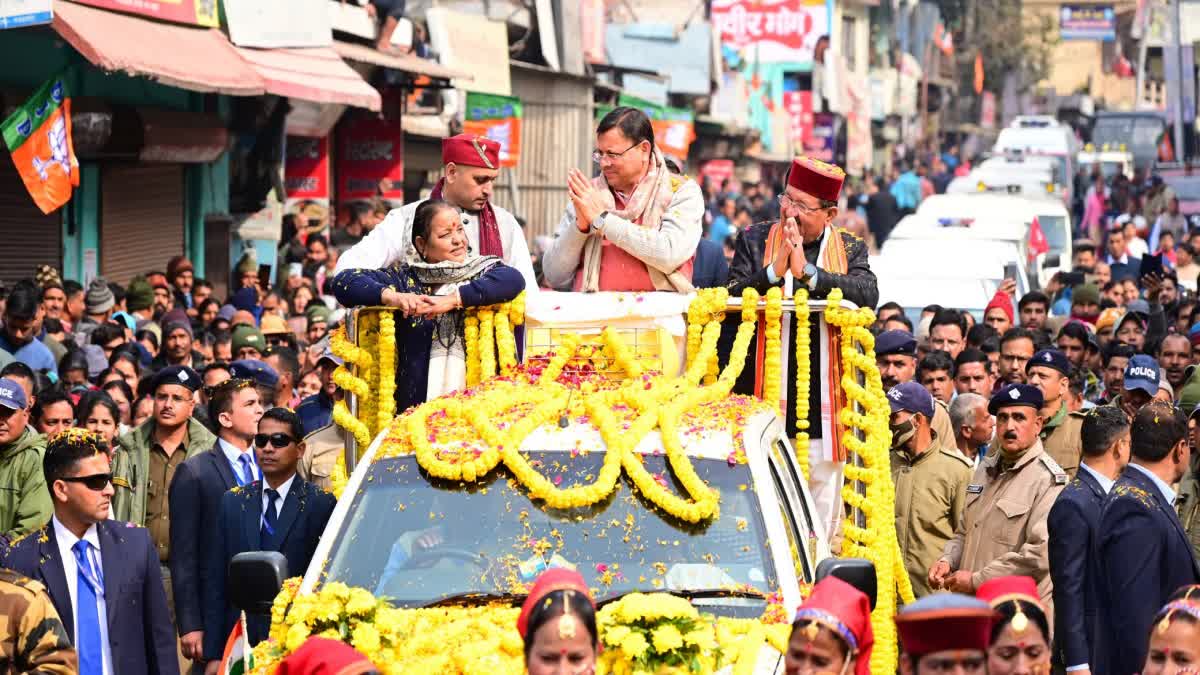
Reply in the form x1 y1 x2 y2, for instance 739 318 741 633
1079 461 1115 494
52 517 113 675
219 438 259 486
261 474 295 523
334 199 538 293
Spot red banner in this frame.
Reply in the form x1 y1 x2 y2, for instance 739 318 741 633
783 90 813 152
285 136 330 200
711 0 828 64
71 0 219 27
336 116 403 204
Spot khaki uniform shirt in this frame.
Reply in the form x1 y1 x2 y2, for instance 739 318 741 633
146 441 189 562
931 400 954 448
298 423 345 492
1041 403 1083 478
1176 472 1200 561
892 438 972 598
942 440 1067 618
0 569 76 674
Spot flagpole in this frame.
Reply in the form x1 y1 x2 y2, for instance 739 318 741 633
240 611 251 672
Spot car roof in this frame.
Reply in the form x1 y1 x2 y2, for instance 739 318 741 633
995 127 1072 154
918 193 1066 217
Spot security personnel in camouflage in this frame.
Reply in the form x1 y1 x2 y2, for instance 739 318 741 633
887 382 972 598
930 383 1068 623
1026 349 1084 478
0 568 76 674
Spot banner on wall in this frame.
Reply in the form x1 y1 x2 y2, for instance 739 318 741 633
711 0 829 64
802 113 836 162
783 90 813 152
337 115 403 205
1059 5 1115 41
598 95 696 163
72 0 218 26
463 92 522 168
284 135 331 233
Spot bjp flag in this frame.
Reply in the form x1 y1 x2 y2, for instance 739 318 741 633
1 73 79 214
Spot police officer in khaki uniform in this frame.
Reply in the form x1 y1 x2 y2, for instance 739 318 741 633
1026 348 1083 478
0 568 76 674
887 382 972 598
876 330 956 445
298 422 345 491
1175 404 1200 559
929 383 1067 623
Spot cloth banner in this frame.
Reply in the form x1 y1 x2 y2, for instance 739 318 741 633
463 92 522 168
2 72 78 214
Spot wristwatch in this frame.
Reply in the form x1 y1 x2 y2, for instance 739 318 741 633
799 263 818 284
591 210 610 233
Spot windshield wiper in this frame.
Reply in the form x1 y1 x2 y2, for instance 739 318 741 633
598 587 764 607
422 590 526 608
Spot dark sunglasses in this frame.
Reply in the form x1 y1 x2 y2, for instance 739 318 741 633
61 473 113 491
254 433 296 449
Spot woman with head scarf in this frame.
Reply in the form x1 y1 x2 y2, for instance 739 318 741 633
518 568 598 675
977 576 1052 675
785 576 874 675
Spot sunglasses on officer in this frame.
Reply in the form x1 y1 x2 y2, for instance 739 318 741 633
60 472 114 491
254 432 297 449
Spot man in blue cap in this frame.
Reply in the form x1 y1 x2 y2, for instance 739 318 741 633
1026 348 1084 478
931 383 1067 618
229 359 279 415
0 377 51 539
1114 353 1160 420
888 382 972 598
877 329 956 450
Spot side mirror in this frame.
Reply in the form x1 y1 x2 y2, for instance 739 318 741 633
815 557 877 610
228 551 288 615
1043 254 1061 269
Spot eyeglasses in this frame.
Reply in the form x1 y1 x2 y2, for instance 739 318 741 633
778 193 829 213
61 473 113 491
591 144 640 163
255 433 296 449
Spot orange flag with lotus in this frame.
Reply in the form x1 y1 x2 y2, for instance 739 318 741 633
1 73 78 214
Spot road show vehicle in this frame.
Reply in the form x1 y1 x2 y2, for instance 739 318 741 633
1091 111 1168 171
226 289 911 674
994 116 1079 206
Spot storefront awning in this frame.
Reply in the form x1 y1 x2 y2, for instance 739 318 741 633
234 46 381 111
332 40 470 82
53 0 265 96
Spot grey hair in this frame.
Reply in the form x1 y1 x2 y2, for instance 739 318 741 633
949 393 987 435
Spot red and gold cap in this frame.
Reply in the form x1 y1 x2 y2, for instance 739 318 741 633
793 576 875 675
275 637 375 675
895 593 996 657
787 156 846 202
517 568 594 639
442 133 500 170
977 575 1041 636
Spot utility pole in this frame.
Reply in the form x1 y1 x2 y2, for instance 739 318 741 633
1171 0 1186 160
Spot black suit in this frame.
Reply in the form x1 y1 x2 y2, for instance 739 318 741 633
1 519 179 675
202 477 335 660
168 444 242 638
1096 465 1200 675
1048 465 1105 670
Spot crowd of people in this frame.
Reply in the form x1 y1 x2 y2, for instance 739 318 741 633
0 99 1195 675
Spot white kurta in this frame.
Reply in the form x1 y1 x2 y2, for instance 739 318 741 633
334 199 538 293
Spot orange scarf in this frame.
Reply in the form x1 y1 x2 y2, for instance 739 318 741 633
761 223 851 462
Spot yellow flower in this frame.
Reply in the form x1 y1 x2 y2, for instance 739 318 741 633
346 587 377 616
620 632 649 659
351 622 382 654
285 622 311 652
605 625 632 646
650 624 684 653
684 628 716 650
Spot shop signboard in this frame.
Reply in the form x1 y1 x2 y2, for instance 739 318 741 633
285 135 331 233
224 0 330 48
783 90 813 150
0 0 51 29
1059 5 1115 41
337 115 403 205
463 92 522 168
802 113 836 162
711 0 829 64
71 0 218 27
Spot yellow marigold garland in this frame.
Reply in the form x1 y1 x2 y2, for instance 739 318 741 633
477 307 496 379
494 308 518 374
329 452 348 499
376 311 397 432
762 287 783 408
793 287 812 481
595 593 718 675
464 313 481 386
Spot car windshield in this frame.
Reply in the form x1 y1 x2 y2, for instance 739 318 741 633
1040 215 1068 255
319 453 781 617
1165 176 1200 202
1093 116 1165 161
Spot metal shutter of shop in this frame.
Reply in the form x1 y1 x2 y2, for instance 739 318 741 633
101 165 185 286
0 159 62 285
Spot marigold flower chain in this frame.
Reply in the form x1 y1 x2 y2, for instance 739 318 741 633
477 307 496 379
762 287 783 411
464 314 481 386
792 288 812 481
376 311 397 433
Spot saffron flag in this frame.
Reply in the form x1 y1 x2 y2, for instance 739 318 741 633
974 52 985 94
933 23 954 57
1 73 78 214
1028 216 1049 260
221 612 254 675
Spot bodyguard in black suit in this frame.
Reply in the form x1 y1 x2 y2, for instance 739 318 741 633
167 378 264 665
1096 401 1200 675
1048 406 1129 672
2 429 178 675
202 407 336 661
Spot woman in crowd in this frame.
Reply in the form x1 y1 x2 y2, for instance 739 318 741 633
333 199 525 411
196 297 221 327
76 391 121 452
296 368 322 400
132 394 154 427
785 575 873 675
101 379 134 431
1144 586 1200 674
518 568 598 675
976 576 1051 675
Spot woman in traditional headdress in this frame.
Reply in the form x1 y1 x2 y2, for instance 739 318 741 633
518 568 598 675
785 576 874 675
1143 585 1200 674
977 576 1052 675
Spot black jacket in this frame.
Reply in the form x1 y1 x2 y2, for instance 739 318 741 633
727 222 878 310
1048 467 1105 669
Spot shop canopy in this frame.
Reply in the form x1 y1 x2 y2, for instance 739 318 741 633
234 46 381 112
332 40 470 82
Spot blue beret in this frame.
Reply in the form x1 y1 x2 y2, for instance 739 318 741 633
1026 349 1070 376
989 383 1044 414
876 330 917 357
229 359 279 390
887 381 934 419
150 365 201 393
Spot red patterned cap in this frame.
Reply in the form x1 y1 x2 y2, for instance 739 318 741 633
442 133 500 170
517 568 594 639
275 637 375 675
787 156 846 202
895 593 996 656
976 576 1040 608
793 576 875 675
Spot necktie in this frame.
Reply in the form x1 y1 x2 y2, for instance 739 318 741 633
72 540 103 675
236 453 255 487
261 488 280 548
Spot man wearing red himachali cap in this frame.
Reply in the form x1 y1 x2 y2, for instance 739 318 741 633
335 133 537 291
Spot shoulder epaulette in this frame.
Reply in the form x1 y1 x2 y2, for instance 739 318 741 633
1038 453 1069 484
6 525 47 549
1067 410 1089 419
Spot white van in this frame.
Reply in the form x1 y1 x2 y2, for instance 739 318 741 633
994 116 1079 206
